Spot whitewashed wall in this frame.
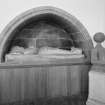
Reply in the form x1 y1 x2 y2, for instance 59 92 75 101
0 0 105 45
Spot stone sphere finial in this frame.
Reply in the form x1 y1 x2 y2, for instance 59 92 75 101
94 32 105 43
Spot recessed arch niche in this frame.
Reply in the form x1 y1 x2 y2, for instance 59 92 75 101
0 6 93 62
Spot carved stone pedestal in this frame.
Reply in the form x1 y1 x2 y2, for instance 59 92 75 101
86 66 105 105
87 32 105 105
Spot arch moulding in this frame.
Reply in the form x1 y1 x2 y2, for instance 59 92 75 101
0 6 93 62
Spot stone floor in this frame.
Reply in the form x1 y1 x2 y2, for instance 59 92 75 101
1 96 87 105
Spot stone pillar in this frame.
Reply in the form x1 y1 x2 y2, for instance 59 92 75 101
87 32 105 105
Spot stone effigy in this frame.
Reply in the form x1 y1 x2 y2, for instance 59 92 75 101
87 32 105 105
5 46 84 62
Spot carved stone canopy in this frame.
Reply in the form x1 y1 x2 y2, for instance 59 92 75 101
0 6 93 62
